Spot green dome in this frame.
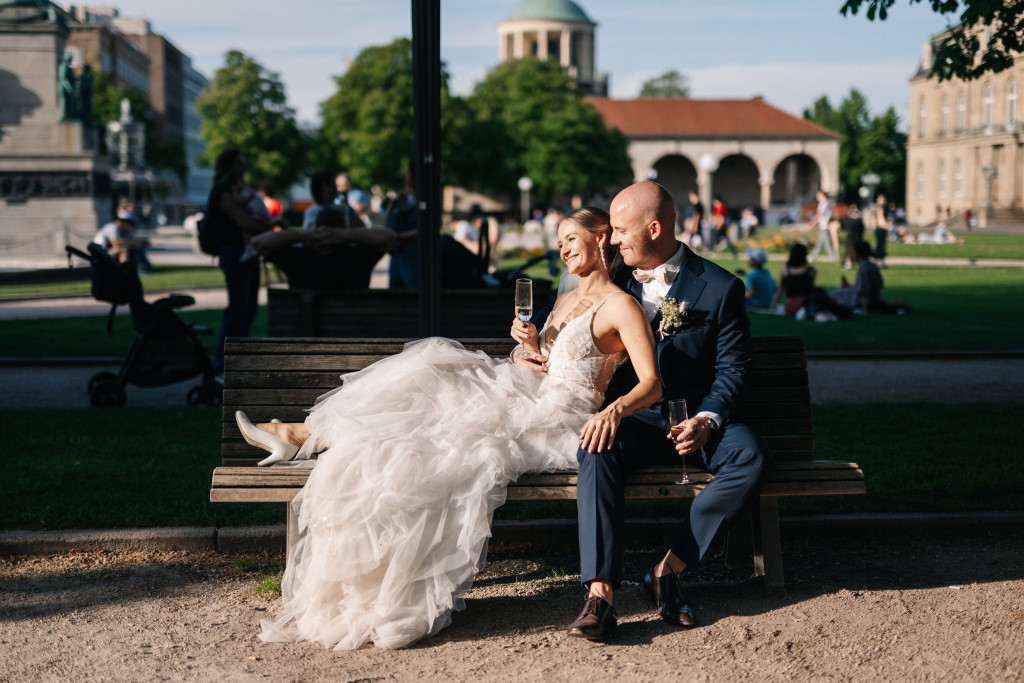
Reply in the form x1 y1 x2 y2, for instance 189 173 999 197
505 0 594 23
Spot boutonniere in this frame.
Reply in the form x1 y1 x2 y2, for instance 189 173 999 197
657 297 688 339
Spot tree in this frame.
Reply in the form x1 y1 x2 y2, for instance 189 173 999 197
196 50 308 192
639 70 690 98
321 39 415 190
803 89 907 203
465 57 631 197
840 0 1024 81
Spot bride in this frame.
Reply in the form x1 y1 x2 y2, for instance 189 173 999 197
234 206 661 650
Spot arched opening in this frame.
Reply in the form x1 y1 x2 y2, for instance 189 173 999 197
651 154 697 206
710 154 759 208
770 154 821 205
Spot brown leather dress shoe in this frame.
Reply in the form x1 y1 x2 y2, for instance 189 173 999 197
642 565 696 627
566 594 616 641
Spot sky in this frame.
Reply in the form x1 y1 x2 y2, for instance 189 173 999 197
106 0 954 128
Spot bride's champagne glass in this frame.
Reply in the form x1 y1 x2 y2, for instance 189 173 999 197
668 399 690 484
515 278 533 322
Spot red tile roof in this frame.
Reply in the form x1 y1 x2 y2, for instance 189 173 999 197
585 97 840 140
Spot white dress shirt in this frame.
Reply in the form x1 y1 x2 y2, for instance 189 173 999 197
638 243 721 430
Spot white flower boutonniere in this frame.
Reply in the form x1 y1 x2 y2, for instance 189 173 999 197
657 297 688 339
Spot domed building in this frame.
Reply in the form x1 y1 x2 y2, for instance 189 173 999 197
495 0 839 218
498 0 607 96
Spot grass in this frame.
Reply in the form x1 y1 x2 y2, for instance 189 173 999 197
0 265 224 298
0 307 268 356
2 404 1021 532
703 257 1024 350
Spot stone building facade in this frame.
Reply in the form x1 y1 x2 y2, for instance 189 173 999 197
907 31 1024 227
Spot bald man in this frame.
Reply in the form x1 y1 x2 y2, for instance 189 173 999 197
566 182 772 641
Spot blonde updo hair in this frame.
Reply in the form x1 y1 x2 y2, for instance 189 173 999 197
562 207 621 274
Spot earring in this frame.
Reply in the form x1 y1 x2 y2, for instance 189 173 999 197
599 248 608 271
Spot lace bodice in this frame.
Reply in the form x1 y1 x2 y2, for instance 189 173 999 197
541 295 627 402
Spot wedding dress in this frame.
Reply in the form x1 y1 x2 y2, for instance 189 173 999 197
260 294 627 650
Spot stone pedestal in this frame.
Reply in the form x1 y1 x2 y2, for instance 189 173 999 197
0 19 110 262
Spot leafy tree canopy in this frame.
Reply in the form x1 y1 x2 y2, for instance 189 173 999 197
321 38 422 190
466 57 631 196
196 50 308 192
639 70 691 98
803 89 907 203
841 0 1024 81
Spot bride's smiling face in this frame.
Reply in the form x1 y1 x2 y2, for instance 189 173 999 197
558 220 605 275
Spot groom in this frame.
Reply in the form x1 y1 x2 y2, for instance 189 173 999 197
566 181 772 640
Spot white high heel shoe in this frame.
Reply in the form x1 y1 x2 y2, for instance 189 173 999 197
235 411 299 467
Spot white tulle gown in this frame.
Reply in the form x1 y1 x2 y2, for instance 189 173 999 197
259 295 626 650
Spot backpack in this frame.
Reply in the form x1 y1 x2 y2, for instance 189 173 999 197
196 212 222 256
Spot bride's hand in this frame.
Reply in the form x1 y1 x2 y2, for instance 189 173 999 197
510 319 539 350
579 407 621 453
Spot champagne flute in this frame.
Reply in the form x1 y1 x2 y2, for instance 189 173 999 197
515 278 533 322
668 399 690 484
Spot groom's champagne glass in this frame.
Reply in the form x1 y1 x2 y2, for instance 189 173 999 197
515 278 533 322
668 399 690 485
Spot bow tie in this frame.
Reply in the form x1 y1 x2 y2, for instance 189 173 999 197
633 266 670 285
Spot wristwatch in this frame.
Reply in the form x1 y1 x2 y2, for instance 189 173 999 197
701 416 718 431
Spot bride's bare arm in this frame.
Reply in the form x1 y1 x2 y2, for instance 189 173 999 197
578 295 662 452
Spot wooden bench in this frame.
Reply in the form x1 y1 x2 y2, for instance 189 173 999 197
266 287 557 338
211 336 866 586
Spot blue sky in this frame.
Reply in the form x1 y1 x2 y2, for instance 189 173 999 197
109 0 953 127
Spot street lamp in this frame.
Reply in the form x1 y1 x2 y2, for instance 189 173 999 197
698 154 719 246
517 176 533 224
981 162 997 228
860 172 880 202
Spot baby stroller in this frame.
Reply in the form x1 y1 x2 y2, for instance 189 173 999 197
65 243 222 408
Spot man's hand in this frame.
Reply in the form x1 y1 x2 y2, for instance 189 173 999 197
669 416 714 455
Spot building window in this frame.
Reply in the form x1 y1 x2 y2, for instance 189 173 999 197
957 92 966 131
938 161 947 198
941 96 949 133
983 83 994 128
1008 79 1018 129
954 159 963 197
918 96 927 138
916 163 925 198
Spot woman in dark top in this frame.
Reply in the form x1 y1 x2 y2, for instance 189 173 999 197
207 147 276 374
771 243 851 319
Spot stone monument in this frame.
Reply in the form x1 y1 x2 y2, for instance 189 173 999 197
0 0 111 262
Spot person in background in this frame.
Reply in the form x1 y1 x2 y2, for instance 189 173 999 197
742 247 776 309
830 241 909 314
385 165 419 288
93 209 151 273
682 190 704 250
807 190 836 264
206 148 275 375
872 194 890 267
837 205 865 270
259 182 284 221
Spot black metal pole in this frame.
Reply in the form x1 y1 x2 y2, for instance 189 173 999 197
412 0 441 336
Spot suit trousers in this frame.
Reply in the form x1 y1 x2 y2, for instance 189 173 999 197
576 417 772 586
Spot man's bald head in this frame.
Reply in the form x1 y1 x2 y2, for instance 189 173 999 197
609 181 681 268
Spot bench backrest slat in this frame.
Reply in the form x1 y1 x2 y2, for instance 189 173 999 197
221 335 813 466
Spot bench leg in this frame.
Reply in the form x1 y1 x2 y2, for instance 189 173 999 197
755 496 784 587
725 509 753 568
285 502 300 557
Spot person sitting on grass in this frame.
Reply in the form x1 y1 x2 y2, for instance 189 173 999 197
831 240 910 314
742 247 775 309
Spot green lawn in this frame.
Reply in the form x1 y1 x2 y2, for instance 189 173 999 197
2 404 1020 531
0 307 267 357
0 265 225 298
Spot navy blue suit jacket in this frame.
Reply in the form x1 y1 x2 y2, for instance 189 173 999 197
607 243 753 425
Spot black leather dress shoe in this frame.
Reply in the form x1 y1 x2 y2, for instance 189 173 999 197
642 565 696 627
566 594 616 641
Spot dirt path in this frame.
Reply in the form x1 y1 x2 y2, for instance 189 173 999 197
2 530 1021 681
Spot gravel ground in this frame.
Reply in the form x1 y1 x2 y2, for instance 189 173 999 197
2 530 1022 682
